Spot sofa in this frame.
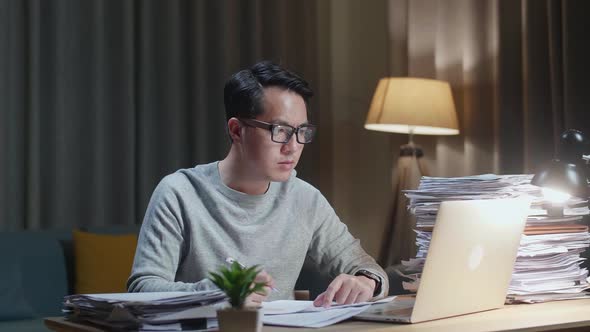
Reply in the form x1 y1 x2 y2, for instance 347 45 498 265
0 226 139 332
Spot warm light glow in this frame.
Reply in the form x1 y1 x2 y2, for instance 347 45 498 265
365 78 459 135
364 124 459 135
542 187 571 203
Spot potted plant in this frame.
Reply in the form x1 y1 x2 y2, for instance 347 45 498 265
209 262 268 332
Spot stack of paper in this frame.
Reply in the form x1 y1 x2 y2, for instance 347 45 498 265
63 291 228 331
400 174 590 303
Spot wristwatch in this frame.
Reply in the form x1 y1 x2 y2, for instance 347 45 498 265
355 269 382 296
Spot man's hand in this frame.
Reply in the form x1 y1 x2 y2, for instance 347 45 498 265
313 274 376 308
244 270 275 308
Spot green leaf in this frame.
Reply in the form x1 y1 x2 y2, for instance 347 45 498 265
208 262 269 309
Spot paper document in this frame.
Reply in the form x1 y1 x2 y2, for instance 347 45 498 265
261 297 395 328
262 306 369 328
63 290 228 330
262 297 393 315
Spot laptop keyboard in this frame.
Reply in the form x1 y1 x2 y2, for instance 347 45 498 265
362 297 415 317
379 307 414 316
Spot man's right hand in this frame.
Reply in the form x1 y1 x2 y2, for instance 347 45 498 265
244 270 275 308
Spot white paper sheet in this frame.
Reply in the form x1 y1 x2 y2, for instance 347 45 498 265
260 297 395 327
262 306 369 328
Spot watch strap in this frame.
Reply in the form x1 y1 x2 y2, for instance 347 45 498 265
355 269 382 297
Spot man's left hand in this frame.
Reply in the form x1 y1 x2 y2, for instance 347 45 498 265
312 274 375 308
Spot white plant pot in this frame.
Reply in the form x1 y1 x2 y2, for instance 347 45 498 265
217 308 262 332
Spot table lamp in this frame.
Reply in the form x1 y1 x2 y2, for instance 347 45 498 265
531 129 590 217
365 77 459 266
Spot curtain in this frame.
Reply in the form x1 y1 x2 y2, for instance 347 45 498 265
380 0 590 265
0 0 322 230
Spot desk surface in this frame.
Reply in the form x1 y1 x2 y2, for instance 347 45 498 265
45 298 590 332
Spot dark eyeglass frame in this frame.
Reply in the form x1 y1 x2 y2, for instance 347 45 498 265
238 118 317 144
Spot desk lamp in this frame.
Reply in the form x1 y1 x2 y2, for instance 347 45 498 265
531 129 590 217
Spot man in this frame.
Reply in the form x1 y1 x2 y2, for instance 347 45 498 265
127 61 389 307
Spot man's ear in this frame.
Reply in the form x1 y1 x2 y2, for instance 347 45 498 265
227 117 242 143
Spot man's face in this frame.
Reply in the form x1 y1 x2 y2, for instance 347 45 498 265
240 86 308 183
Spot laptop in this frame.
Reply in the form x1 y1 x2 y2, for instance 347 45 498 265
356 198 531 323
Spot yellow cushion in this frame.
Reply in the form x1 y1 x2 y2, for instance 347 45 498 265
73 230 138 294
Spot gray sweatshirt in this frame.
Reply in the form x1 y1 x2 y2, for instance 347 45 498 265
127 162 388 300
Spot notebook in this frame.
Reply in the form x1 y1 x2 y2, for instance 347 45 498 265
355 197 531 323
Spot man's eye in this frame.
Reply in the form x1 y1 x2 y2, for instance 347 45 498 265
277 127 290 134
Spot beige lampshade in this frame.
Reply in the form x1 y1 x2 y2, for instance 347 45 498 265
365 77 459 135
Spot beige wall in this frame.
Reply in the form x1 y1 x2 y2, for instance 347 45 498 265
316 0 403 258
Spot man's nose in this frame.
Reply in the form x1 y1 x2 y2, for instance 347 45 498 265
282 133 302 153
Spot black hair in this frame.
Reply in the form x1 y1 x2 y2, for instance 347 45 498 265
223 61 313 122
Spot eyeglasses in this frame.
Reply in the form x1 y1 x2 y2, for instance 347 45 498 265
239 118 317 144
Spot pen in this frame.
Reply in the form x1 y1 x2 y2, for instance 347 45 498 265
225 257 279 292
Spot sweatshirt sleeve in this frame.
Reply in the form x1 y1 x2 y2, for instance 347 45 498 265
127 176 217 293
305 193 389 299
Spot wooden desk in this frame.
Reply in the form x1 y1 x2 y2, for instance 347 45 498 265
45 298 590 332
